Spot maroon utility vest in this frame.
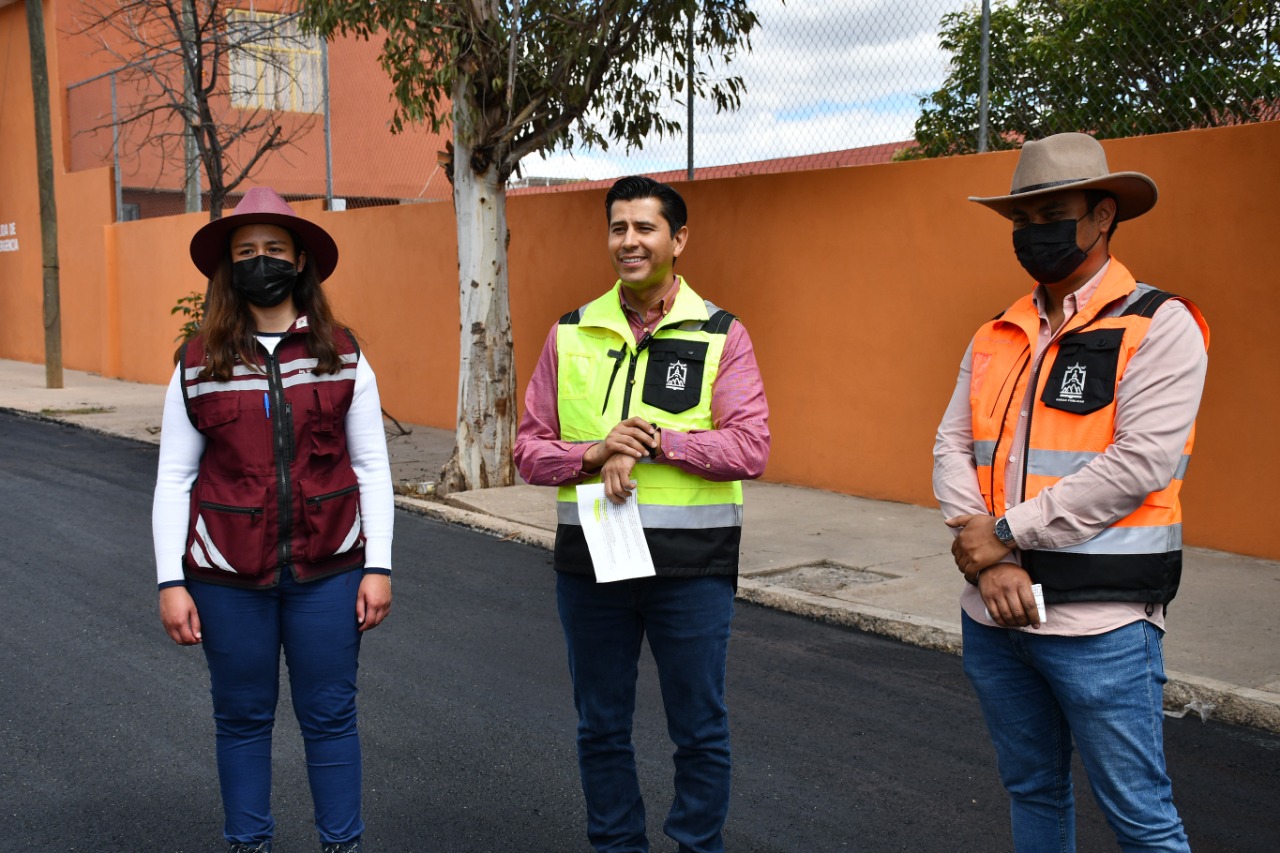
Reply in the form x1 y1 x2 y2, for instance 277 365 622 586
179 317 365 587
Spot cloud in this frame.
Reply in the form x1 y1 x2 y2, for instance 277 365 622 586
520 0 969 180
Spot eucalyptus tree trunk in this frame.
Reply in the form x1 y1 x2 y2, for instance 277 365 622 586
26 0 62 388
438 77 517 494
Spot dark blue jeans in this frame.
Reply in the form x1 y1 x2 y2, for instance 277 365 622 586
556 572 736 853
962 613 1189 852
188 570 364 846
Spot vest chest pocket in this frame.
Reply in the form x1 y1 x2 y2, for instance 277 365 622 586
1040 328 1125 415
643 339 708 414
192 394 273 475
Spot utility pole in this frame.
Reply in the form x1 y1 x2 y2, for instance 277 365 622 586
25 0 63 389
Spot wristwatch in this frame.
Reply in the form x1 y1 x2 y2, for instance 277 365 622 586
994 516 1016 549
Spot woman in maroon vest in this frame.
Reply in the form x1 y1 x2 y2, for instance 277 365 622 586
152 188 394 853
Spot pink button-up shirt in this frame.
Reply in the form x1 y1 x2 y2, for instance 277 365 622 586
933 259 1209 635
514 278 770 486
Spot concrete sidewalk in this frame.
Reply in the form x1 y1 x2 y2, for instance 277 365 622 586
4 358 1278 732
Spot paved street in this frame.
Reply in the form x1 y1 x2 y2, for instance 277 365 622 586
2 411 1278 852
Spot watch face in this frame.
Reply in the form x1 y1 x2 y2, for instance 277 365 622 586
995 518 1014 544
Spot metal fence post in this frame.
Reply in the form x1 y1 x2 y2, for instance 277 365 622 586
111 72 123 221
978 0 991 153
686 10 694 181
322 36 333 208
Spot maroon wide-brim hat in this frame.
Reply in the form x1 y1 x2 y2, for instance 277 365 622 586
189 187 339 281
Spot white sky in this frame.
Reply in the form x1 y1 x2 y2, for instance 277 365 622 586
519 0 971 181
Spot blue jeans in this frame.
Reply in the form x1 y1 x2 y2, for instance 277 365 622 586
556 572 736 853
188 570 364 846
961 613 1189 852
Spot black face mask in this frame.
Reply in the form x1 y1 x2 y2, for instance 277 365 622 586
1012 215 1101 284
231 255 299 307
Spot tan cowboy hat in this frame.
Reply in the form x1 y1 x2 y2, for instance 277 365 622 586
969 132 1158 222
189 187 339 281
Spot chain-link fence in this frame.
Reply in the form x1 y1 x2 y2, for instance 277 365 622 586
515 0 971 186
66 0 1280 216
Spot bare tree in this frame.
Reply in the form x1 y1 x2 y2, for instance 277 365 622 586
301 0 760 494
73 0 323 219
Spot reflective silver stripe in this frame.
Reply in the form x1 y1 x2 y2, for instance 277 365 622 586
279 356 322 373
187 367 354 397
1173 454 1190 481
1055 524 1181 555
184 363 272 381
189 540 212 570
186 377 271 399
184 353 357 382
558 501 742 529
1117 283 1157 313
1025 450 1189 484
335 509 363 556
972 440 996 468
193 515 237 572
281 368 356 389
1026 449 1099 478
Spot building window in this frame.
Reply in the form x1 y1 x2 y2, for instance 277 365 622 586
228 10 323 113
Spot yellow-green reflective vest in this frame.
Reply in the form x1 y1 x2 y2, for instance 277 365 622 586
554 279 743 577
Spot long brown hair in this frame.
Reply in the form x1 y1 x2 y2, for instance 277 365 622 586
192 229 344 381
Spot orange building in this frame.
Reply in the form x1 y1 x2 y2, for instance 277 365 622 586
15 0 453 221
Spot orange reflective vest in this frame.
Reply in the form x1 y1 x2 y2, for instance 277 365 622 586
969 260 1209 604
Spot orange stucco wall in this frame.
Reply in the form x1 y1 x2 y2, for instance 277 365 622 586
2 1 1276 559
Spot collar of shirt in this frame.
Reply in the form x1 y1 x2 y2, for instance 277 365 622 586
620 276 680 342
1032 258 1111 331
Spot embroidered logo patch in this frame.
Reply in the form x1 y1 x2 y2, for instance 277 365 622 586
666 360 688 391
1058 363 1086 403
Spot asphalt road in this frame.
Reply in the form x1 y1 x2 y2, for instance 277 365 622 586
1 410 1277 852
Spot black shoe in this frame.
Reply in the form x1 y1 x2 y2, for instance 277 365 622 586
228 843 272 853
321 840 361 853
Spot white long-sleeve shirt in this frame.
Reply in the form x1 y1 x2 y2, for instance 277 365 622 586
152 339 394 586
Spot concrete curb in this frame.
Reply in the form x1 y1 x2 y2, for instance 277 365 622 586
395 493 1280 734
735 580 963 655
1163 672 1280 734
0 405 159 446
395 495 555 551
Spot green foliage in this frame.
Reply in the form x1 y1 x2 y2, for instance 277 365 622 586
299 0 761 182
903 0 1280 159
172 290 205 342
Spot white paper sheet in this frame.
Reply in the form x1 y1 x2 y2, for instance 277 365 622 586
575 483 656 583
